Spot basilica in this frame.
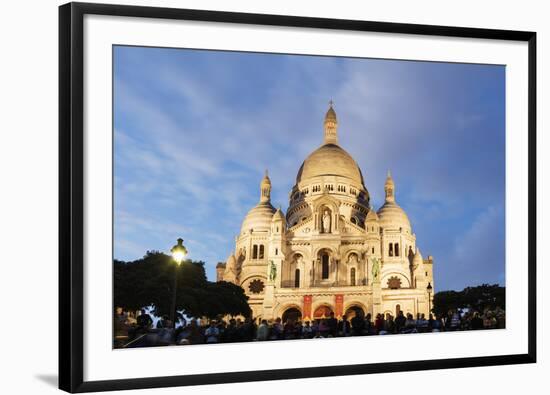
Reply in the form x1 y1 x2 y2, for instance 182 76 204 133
216 104 434 322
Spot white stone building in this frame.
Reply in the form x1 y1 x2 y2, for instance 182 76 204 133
217 105 434 322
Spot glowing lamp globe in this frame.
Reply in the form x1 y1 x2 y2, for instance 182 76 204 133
171 238 187 265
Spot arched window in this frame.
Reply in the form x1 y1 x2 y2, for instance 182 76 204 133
350 268 356 286
389 243 394 257
252 245 258 259
295 269 300 288
395 243 400 257
259 245 265 259
321 254 329 279
275 248 278 255
396 304 401 316
372 247 375 254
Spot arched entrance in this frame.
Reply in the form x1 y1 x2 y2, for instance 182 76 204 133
282 307 302 323
313 305 333 319
345 305 365 320
316 248 333 282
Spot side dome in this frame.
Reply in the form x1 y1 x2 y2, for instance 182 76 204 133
412 248 423 270
377 202 411 231
366 207 379 222
296 144 365 185
272 207 285 222
377 171 411 232
240 202 276 233
241 171 276 234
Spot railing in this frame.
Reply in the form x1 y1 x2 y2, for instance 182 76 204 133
280 280 367 288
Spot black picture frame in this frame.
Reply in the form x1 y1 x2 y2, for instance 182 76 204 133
59 2 537 393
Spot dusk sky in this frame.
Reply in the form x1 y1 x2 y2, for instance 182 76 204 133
113 45 505 291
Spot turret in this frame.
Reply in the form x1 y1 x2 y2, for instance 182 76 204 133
260 169 272 203
384 170 395 203
411 248 426 288
215 262 226 282
323 101 338 145
224 253 238 284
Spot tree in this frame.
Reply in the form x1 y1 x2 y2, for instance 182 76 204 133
114 251 250 318
432 283 505 317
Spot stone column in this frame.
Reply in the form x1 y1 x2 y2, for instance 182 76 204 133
372 278 382 317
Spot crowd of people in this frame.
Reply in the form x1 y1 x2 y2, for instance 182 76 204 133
115 307 505 347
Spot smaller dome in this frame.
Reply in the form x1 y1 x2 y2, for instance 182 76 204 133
226 253 236 266
241 201 276 233
272 207 285 222
412 248 423 269
377 201 411 232
366 208 379 222
378 171 410 232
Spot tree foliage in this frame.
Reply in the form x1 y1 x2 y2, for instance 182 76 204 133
114 251 251 318
432 283 505 316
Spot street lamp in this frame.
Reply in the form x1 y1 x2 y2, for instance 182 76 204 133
427 282 433 315
170 238 188 329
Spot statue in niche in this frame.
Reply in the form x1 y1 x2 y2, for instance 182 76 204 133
322 209 331 233
348 253 358 264
371 257 380 282
268 260 277 281
295 255 303 265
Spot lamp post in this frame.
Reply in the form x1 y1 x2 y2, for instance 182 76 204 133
427 282 433 315
170 238 187 329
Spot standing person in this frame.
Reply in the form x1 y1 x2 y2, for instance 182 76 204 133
445 311 453 331
450 310 461 331
483 311 497 329
283 320 296 340
327 312 338 337
415 314 428 332
351 312 365 336
394 311 406 333
242 317 255 341
338 315 351 337
470 311 484 330
270 318 283 340
256 319 269 341
384 313 396 334
205 321 220 344
364 313 374 335
374 313 385 334
187 320 204 345
294 320 303 339
319 319 330 337
404 313 417 333
136 309 153 332
302 321 313 339
311 320 320 337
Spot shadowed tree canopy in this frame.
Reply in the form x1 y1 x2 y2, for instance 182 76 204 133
114 251 251 318
432 283 505 317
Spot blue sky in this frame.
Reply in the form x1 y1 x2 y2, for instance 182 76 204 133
113 45 505 291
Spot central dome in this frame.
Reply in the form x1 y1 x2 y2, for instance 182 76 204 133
295 143 365 185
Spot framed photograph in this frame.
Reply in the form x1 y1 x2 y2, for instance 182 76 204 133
59 2 537 393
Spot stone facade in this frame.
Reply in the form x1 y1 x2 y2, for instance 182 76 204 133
217 105 435 321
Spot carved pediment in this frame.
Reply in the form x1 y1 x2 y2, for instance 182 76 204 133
286 218 314 236
340 218 366 236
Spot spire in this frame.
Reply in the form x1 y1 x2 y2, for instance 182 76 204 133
260 169 272 203
323 100 338 145
384 170 395 203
